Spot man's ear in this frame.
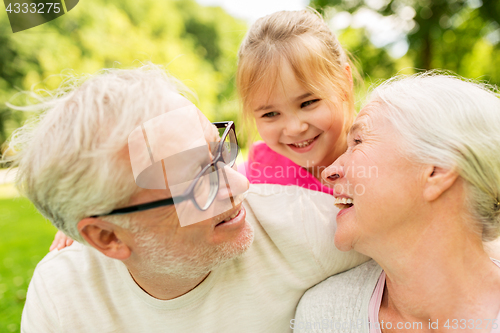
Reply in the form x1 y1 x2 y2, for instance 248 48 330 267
77 218 132 260
345 63 353 90
422 165 459 202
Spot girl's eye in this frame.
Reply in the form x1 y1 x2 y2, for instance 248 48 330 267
301 99 320 108
262 111 279 118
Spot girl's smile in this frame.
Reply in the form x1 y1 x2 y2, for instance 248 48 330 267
286 133 321 153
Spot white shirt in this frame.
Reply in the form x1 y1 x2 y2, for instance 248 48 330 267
21 184 368 333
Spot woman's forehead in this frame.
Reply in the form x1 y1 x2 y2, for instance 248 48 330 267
351 102 392 134
356 101 388 120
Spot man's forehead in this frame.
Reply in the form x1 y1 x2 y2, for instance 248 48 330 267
146 106 206 157
161 91 215 142
157 91 211 134
128 101 210 190
162 90 193 111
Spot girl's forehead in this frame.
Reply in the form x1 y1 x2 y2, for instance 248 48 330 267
248 74 285 106
250 76 308 110
246 55 344 110
251 66 310 98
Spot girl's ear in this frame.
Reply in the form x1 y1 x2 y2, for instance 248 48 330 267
77 218 132 260
345 63 353 90
422 165 459 202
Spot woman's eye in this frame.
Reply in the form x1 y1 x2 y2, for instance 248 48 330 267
301 99 319 108
262 111 279 118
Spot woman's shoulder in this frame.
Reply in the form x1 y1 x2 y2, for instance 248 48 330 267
302 259 381 301
294 260 382 331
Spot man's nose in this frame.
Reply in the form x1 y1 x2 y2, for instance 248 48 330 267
216 163 249 203
283 115 308 137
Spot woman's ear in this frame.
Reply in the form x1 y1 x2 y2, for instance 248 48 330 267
422 165 459 202
77 218 132 260
345 63 353 90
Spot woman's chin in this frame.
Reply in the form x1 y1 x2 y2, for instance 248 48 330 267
333 234 354 252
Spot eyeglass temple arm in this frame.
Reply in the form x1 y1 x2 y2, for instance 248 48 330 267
91 196 187 218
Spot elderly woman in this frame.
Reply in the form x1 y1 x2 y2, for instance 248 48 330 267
294 74 500 332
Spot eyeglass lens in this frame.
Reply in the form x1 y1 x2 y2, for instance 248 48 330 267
218 126 238 167
193 164 219 210
191 126 238 211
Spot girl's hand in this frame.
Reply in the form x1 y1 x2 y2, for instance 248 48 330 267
49 231 74 251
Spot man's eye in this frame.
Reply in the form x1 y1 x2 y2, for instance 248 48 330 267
209 142 218 156
301 99 319 108
262 111 279 118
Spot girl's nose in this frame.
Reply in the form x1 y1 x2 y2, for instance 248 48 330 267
283 116 308 137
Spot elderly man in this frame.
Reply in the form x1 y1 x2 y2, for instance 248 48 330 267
12 65 367 332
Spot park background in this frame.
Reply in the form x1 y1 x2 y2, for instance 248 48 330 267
0 0 499 331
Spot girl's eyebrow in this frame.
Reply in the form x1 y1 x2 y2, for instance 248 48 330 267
295 92 312 102
254 104 274 112
254 93 314 112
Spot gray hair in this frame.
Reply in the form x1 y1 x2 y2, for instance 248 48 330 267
367 72 500 241
4 64 193 242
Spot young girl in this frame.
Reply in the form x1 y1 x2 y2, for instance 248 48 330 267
50 9 356 249
236 9 356 195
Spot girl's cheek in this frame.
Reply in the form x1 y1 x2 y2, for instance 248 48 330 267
265 124 281 139
255 121 269 134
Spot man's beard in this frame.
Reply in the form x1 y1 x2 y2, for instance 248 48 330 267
132 222 255 280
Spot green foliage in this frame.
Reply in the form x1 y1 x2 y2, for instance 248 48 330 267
310 0 500 85
0 195 57 332
341 27 397 81
0 0 248 150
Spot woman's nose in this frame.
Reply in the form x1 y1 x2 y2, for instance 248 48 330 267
321 162 345 185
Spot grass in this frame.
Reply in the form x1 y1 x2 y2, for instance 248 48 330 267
0 185 57 332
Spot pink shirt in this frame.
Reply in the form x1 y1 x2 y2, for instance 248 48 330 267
238 142 334 195
368 259 500 333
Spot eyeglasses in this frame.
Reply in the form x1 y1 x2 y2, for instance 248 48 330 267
91 121 239 218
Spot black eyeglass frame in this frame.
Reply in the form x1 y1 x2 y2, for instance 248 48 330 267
90 121 238 218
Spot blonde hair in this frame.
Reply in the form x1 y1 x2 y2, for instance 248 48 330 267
237 9 356 129
369 73 500 241
3 64 192 242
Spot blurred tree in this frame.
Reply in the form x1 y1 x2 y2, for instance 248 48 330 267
0 14 41 151
311 0 500 84
0 0 247 152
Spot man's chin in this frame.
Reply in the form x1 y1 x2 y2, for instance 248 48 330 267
211 220 254 268
221 220 254 260
136 221 254 280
